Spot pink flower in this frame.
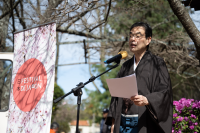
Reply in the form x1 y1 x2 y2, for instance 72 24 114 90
172 99 200 132
173 101 179 106
183 100 191 107
184 117 189 121
176 104 184 113
192 103 198 109
189 121 193 126
189 125 194 130
177 117 183 122
190 99 194 102
179 98 186 103
191 114 197 119
173 113 177 117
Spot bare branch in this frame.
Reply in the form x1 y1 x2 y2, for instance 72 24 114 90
10 0 15 33
89 0 112 32
62 3 96 30
37 0 41 15
152 14 174 29
118 37 128 52
167 0 200 59
56 28 105 39
88 42 101 93
172 82 180 89
42 0 63 22
0 0 20 19
15 6 26 29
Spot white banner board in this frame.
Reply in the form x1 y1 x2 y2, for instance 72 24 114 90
6 22 56 133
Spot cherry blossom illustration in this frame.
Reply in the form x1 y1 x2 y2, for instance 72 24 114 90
7 23 56 133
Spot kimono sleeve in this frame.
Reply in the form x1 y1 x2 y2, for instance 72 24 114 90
145 57 173 123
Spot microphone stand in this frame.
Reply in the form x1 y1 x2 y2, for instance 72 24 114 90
54 61 120 133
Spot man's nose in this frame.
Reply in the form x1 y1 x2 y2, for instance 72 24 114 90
130 36 136 41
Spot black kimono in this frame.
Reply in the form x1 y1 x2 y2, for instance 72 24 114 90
105 51 173 133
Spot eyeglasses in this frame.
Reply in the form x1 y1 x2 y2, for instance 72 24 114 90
129 33 145 40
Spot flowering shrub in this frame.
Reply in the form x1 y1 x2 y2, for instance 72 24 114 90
173 98 200 133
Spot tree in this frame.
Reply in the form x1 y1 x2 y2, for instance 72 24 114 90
165 0 200 99
0 0 114 128
0 0 113 52
167 0 200 60
83 0 200 123
51 83 65 121
82 64 121 122
0 0 113 90
1 0 200 124
97 0 200 100
0 60 12 110
52 98 77 133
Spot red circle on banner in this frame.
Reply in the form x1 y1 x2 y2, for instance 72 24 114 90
13 58 47 112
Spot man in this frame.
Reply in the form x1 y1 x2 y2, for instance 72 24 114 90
105 22 173 133
100 108 111 133
50 122 59 133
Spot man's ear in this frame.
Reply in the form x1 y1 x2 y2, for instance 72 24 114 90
146 37 151 46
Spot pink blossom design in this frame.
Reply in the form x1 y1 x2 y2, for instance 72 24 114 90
7 23 56 132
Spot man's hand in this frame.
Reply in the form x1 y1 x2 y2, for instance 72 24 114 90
130 95 149 106
111 118 115 133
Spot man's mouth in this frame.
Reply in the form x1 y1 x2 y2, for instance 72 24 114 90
130 44 137 48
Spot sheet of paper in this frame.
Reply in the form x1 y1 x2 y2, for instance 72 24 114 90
106 74 138 98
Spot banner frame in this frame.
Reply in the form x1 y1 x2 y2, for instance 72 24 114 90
14 21 56 34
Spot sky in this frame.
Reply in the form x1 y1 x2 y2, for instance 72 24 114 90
190 10 200 30
57 34 103 103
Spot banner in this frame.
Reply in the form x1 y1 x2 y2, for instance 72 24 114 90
7 22 56 133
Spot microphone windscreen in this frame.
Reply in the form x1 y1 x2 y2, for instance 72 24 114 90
118 51 128 59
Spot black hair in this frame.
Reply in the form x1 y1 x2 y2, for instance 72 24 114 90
103 108 109 113
130 22 152 50
50 122 59 129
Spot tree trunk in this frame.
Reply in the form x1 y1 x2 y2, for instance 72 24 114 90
55 32 59 83
0 5 10 52
0 63 12 110
167 0 200 59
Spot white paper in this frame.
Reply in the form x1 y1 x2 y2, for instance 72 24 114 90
106 74 138 98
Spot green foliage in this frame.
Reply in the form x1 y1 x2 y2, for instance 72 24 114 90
108 0 200 101
108 0 184 40
92 64 121 90
51 83 65 121
57 120 70 133
83 0 186 123
83 88 111 123
173 98 200 132
170 72 200 101
52 99 77 133
83 64 121 123
83 0 197 124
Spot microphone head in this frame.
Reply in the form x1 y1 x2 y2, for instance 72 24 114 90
118 51 128 59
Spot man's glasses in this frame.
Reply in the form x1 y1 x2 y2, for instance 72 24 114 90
129 33 145 40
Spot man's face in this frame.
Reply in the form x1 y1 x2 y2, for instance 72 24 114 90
53 128 58 132
129 26 151 54
103 112 108 118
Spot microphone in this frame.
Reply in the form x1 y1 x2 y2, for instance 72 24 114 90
104 51 128 64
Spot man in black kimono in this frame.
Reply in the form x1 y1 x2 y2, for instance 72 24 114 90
105 22 173 133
